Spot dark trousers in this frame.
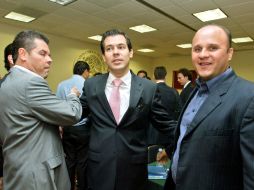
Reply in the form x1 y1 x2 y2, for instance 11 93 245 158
63 127 90 190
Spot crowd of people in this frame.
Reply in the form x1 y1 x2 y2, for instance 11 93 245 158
1 23 254 190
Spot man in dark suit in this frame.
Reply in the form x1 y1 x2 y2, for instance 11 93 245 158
80 29 176 190
163 24 254 190
0 145 2 190
147 66 181 146
177 68 194 106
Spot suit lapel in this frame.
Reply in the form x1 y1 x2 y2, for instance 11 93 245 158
185 94 221 136
120 74 143 126
184 71 236 137
95 73 116 123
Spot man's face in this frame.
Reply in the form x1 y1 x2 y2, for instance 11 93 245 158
83 69 90 79
191 26 233 81
22 38 52 79
177 73 188 86
102 34 133 77
137 72 146 78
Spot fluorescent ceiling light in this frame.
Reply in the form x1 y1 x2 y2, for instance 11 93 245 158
176 44 192 48
48 0 77 6
4 12 35 23
193 8 227 22
137 49 155 53
88 35 102 41
129 24 157 33
232 37 253 43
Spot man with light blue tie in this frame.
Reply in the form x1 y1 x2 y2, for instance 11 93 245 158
56 61 90 190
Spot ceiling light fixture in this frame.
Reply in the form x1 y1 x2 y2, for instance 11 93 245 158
193 8 227 22
4 12 35 23
88 35 102 41
48 0 77 6
129 24 157 33
232 37 253 43
176 44 192 48
137 49 155 53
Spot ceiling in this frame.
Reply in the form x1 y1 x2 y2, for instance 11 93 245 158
0 0 254 58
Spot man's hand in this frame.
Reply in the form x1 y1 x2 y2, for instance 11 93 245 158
70 86 80 97
59 126 63 139
156 149 169 165
0 177 3 190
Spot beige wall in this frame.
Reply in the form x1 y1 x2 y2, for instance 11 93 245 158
0 23 153 92
1 22 254 92
152 49 254 87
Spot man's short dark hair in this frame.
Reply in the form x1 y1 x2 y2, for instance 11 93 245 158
154 66 167 80
178 68 192 81
12 30 49 63
100 29 132 54
73 61 90 75
4 43 13 71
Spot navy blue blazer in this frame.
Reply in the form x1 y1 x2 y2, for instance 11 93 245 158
164 70 254 190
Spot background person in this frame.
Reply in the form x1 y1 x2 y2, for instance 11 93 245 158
56 61 91 190
0 42 15 190
137 69 148 78
148 66 181 146
177 68 194 106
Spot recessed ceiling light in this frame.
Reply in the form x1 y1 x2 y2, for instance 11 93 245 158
129 24 157 33
232 37 253 43
193 8 227 22
176 44 192 48
48 0 77 6
137 49 155 53
88 35 102 41
4 12 35 23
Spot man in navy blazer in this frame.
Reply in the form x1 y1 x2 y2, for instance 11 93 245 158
163 24 254 190
80 29 176 190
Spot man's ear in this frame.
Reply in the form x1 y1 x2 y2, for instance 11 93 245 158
18 48 27 62
129 49 133 58
228 48 234 61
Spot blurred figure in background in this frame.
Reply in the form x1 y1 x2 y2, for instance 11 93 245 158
137 69 148 78
177 68 194 106
0 42 14 190
148 66 181 146
56 61 91 190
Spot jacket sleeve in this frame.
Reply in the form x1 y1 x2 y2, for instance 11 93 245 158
26 76 82 126
240 96 254 190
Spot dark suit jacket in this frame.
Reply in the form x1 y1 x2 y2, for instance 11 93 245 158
80 73 176 190
147 82 181 146
164 70 254 190
0 145 2 177
180 82 194 106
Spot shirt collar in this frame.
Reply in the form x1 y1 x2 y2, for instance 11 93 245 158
196 67 233 92
183 80 191 88
14 65 43 79
72 74 85 81
108 70 131 86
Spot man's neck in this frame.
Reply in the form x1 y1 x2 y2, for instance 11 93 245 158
156 79 165 83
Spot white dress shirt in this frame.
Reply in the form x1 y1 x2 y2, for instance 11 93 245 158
105 71 131 122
